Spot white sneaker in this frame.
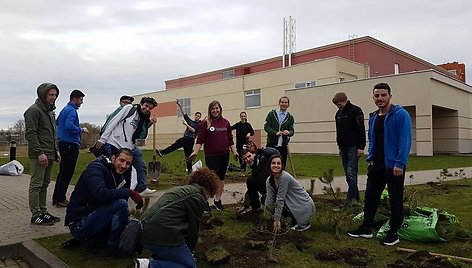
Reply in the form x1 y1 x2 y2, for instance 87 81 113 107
291 224 311 232
140 188 157 197
134 258 150 268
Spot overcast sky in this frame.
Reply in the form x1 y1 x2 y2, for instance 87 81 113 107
1 0 471 129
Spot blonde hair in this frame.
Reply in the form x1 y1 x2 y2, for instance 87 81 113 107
206 100 222 129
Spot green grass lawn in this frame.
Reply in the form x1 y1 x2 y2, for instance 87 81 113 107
2 151 471 189
37 178 472 267
3 150 471 267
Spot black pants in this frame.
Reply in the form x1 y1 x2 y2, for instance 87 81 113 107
363 162 405 234
205 153 229 181
246 175 266 210
161 137 194 172
282 205 297 225
53 141 79 203
236 143 246 171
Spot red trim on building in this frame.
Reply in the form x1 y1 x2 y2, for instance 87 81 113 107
164 36 464 89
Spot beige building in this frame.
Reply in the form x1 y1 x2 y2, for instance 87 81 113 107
136 37 472 155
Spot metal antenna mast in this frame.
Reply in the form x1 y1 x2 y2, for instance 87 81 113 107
282 16 296 68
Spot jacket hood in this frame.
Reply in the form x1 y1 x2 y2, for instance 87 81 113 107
36 83 59 110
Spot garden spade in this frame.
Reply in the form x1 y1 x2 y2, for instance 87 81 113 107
148 123 160 183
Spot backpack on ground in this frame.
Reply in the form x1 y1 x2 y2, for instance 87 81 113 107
117 216 143 257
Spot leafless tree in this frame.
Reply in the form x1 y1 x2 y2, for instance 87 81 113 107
10 119 26 145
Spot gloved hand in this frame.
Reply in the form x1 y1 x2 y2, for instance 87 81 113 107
129 190 144 209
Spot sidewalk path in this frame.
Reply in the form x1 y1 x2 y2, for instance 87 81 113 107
1 167 471 247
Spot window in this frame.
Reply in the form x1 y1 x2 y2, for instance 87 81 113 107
448 69 457 75
177 98 191 117
394 63 400 74
223 69 235 79
294 80 316 89
245 89 261 108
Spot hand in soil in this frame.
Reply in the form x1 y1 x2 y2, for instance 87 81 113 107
273 220 281 233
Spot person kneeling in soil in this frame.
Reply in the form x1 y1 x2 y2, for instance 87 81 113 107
65 148 144 254
265 155 316 233
236 141 280 214
134 167 218 268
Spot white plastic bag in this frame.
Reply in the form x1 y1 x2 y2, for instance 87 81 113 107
0 160 24 175
130 166 138 190
192 160 202 172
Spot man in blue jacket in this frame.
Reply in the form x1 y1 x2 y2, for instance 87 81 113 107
348 82 411 246
53 89 89 207
65 148 143 253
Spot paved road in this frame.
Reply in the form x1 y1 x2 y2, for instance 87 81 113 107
1 167 471 247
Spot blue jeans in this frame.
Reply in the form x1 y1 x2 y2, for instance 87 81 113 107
132 147 148 192
340 146 360 201
144 243 196 268
69 199 129 247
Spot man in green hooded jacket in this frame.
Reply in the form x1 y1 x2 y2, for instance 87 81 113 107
24 83 61 226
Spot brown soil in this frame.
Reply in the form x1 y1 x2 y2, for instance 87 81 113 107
315 247 368 267
427 181 471 193
386 250 463 268
195 216 313 267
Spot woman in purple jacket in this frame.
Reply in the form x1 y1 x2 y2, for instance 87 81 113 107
190 100 238 211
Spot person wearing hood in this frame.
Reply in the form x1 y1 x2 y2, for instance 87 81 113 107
24 83 61 225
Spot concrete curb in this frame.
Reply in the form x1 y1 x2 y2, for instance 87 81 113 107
0 241 69 268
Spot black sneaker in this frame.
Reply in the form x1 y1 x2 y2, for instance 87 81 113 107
213 200 224 211
347 227 373 238
380 232 400 246
31 214 55 226
155 148 163 157
53 199 69 207
43 212 61 222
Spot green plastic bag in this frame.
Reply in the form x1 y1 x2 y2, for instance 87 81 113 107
352 188 390 223
352 211 389 223
377 207 458 242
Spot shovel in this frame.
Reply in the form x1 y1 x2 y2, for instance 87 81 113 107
148 122 161 183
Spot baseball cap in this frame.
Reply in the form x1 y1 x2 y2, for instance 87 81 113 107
120 95 134 102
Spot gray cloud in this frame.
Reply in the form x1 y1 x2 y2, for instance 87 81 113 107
1 0 471 128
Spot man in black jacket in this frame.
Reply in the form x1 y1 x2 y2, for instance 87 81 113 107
332 92 366 203
231 111 254 172
65 148 143 252
237 142 280 213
